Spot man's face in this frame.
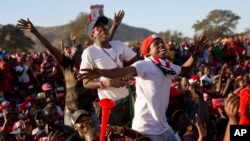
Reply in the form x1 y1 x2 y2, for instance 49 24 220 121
43 108 60 126
148 39 167 58
92 22 110 42
74 115 93 136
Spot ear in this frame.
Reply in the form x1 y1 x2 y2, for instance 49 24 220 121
73 124 77 130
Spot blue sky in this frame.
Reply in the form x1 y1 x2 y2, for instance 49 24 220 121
1 0 249 37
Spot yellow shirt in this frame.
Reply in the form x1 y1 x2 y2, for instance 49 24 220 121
166 49 174 62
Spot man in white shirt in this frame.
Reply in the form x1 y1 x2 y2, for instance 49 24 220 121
78 34 208 141
79 14 137 132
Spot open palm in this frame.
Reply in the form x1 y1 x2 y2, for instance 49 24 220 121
17 18 35 32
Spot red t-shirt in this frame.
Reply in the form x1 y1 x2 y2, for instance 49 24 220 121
0 125 12 134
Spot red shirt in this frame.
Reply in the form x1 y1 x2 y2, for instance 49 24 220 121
0 61 13 92
0 125 12 134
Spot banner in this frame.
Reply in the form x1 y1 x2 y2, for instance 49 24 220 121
89 4 104 22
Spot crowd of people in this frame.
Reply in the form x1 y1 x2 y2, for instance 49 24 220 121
0 9 250 141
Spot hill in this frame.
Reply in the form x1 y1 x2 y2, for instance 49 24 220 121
26 22 155 50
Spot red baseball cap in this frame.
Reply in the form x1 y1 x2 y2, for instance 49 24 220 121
141 34 162 57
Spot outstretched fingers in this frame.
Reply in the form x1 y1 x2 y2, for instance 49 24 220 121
117 10 125 18
17 18 27 24
198 34 208 44
17 19 28 28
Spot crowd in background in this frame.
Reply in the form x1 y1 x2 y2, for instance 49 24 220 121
0 27 250 141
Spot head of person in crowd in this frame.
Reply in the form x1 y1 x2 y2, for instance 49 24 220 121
88 15 110 43
170 110 191 138
85 127 100 141
41 51 51 61
33 109 45 130
71 109 93 138
36 92 47 109
202 80 216 96
41 103 61 128
46 95 57 104
179 77 192 98
42 83 57 100
203 65 212 76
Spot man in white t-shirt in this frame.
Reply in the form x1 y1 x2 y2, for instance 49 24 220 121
79 14 138 133
79 33 208 141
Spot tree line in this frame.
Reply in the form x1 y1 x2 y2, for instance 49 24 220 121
1 9 249 52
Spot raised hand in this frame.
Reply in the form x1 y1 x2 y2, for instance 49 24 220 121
70 32 77 41
2 109 9 122
106 125 124 137
195 113 207 140
193 34 208 56
224 94 239 120
113 10 125 27
17 18 36 33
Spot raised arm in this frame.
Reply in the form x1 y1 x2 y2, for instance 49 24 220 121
180 34 208 76
0 109 10 133
61 39 65 54
109 10 125 40
193 83 209 123
17 18 63 63
223 94 239 141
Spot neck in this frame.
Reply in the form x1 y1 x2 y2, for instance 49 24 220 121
94 41 110 49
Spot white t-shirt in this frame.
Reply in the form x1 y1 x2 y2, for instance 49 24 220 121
80 40 137 101
200 74 214 85
131 58 181 135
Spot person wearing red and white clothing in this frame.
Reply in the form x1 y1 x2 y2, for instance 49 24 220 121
15 55 33 90
78 34 208 141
